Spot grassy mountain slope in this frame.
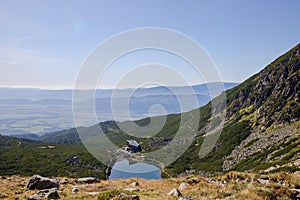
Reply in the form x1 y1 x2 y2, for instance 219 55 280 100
0 135 107 178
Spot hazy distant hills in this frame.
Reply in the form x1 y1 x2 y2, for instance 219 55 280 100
0 82 237 136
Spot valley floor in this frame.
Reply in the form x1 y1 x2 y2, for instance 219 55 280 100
0 171 299 200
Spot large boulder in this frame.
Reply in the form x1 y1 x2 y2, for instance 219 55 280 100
27 175 59 190
27 188 60 199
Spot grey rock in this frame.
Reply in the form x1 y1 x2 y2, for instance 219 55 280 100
294 161 300 167
27 194 41 200
72 187 79 193
27 188 59 199
179 182 187 190
290 190 300 200
131 181 139 187
27 175 59 190
76 177 99 184
87 192 100 195
257 178 269 184
118 193 140 199
168 188 182 197
125 188 138 193
245 178 251 183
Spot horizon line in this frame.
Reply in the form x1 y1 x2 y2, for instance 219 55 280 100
0 81 238 91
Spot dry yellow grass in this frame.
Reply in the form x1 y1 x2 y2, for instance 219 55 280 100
0 172 299 199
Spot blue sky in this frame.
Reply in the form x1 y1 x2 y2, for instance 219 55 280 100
0 0 299 89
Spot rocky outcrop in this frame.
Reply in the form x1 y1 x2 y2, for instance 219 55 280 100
27 175 59 190
227 44 300 128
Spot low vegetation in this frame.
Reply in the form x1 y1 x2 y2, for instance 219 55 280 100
0 171 299 200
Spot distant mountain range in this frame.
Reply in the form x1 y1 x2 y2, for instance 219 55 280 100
0 82 237 136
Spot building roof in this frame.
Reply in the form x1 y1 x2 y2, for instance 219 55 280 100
127 140 140 147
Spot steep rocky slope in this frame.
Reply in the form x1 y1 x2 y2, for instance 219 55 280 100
221 44 300 172
164 43 300 176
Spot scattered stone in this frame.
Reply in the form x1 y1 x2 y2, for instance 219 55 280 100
27 188 60 199
294 161 300 167
207 178 217 183
72 187 79 193
290 190 300 200
168 188 182 197
27 175 59 190
179 196 194 200
131 181 139 187
59 178 69 185
76 177 98 184
0 192 8 198
118 193 140 199
294 171 300 176
222 126 298 171
265 166 276 172
87 192 100 195
179 182 187 190
257 178 269 184
125 188 138 193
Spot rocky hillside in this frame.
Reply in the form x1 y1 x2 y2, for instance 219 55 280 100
163 43 300 176
221 44 300 172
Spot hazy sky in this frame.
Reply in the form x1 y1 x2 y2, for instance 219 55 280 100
0 0 299 89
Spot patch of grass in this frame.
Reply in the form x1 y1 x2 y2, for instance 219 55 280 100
97 189 123 200
244 138 259 148
269 166 299 173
